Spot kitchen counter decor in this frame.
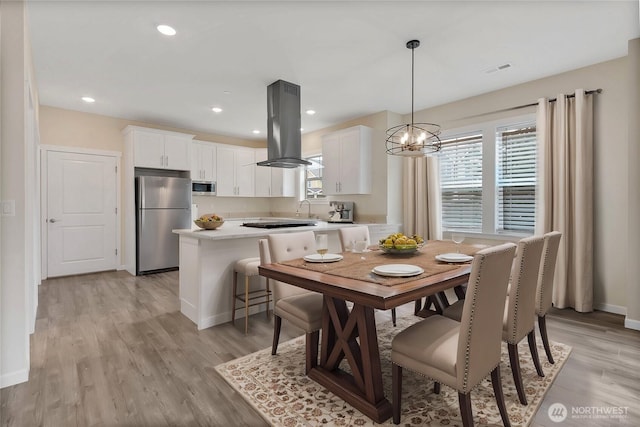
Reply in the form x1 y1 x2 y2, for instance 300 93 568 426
194 213 224 230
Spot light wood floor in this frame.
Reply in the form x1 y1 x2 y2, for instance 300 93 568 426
1 270 639 426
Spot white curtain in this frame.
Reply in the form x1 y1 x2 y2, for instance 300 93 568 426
402 156 442 240
536 89 593 312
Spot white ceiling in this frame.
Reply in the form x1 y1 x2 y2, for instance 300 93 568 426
27 1 640 141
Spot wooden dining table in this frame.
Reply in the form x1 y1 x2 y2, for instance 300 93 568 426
258 240 478 423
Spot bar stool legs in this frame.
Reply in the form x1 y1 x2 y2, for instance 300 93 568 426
232 257 272 335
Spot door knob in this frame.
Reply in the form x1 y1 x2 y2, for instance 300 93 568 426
49 218 59 223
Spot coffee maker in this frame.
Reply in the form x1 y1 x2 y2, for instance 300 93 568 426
328 201 354 223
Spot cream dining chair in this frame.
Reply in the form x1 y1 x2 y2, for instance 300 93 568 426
264 232 324 374
535 231 562 364
391 242 516 426
337 226 397 327
443 235 545 405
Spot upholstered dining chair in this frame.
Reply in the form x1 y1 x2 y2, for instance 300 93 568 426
265 232 324 374
443 235 545 406
535 231 562 364
337 226 398 327
391 242 516 426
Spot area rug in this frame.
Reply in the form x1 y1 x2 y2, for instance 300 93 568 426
215 316 571 426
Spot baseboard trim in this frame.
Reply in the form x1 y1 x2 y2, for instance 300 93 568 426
198 305 272 331
0 369 29 388
595 303 627 315
624 317 640 331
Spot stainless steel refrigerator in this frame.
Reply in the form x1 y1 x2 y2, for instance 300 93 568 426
135 176 191 275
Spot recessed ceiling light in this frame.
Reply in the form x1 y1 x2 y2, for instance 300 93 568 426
211 107 223 113
157 24 176 36
305 109 316 115
81 96 95 103
252 130 260 134
223 91 231 95
300 128 304 132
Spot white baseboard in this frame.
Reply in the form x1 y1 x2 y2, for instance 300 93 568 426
0 369 29 388
198 305 272 331
595 303 627 315
624 317 640 331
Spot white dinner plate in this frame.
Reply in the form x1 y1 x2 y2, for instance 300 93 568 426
435 253 474 263
303 253 344 263
372 264 424 277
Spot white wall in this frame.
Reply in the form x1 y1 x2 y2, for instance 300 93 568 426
626 38 640 329
1 0 34 388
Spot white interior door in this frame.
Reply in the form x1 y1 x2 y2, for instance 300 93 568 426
47 151 117 277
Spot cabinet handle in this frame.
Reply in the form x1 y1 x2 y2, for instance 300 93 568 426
161 155 164 166
335 182 338 192
164 155 168 167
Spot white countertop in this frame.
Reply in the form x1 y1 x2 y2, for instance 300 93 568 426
173 219 363 241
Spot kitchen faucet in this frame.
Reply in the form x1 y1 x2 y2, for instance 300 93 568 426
296 199 312 218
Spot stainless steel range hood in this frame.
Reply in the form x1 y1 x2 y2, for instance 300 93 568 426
257 79 311 168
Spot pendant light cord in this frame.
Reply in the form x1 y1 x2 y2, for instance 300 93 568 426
411 44 415 127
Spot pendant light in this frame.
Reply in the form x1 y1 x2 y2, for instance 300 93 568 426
386 40 441 156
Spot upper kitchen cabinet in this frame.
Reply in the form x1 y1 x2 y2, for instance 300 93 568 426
322 125 372 195
216 145 255 197
191 140 217 182
124 126 194 170
255 148 296 197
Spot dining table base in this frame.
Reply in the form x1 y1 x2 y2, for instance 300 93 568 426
311 296 393 423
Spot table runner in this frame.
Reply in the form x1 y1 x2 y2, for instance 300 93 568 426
280 240 481 287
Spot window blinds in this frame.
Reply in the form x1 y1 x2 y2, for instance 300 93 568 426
439 134 483 232
496 125 537 233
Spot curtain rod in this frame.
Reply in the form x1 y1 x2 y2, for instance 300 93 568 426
458 88 602 119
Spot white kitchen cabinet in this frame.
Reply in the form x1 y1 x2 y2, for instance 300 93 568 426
216 145 255 196
254 148 296 197
191 140 216 182
322 125 372 195
272 167 296 197
125 126 193 170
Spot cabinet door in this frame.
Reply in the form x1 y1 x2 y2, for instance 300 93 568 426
235 149 255 197
133 130 165 168
322 133 341 195
338 128 366 194
191 142 202 180
201 143 216 182
272 167 296 197
164 135 191 171
254 148 271 197
216 146 236 196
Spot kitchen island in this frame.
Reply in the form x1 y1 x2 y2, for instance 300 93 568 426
174 220 398 330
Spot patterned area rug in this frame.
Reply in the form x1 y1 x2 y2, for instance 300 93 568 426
215 316 571 426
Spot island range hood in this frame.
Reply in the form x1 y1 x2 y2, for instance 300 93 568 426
257 79 311 168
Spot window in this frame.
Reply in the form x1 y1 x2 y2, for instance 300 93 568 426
439 133 483 232
305 155 325 199
438 116 537 236
496 125 537 233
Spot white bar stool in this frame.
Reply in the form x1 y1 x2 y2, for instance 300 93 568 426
231 257 271 334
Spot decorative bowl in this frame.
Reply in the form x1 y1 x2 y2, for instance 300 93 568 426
378 244 421 255
194 219 224 230
194 215 224 230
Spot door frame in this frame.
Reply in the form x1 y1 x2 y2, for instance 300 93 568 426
40 145 122 280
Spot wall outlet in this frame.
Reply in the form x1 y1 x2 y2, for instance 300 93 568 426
1 200 16 216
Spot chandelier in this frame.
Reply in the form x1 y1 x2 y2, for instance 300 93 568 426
386 40 441 156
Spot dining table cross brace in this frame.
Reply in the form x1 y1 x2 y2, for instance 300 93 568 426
315 297 391 421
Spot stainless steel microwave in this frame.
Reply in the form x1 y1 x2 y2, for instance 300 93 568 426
192 181 216 196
